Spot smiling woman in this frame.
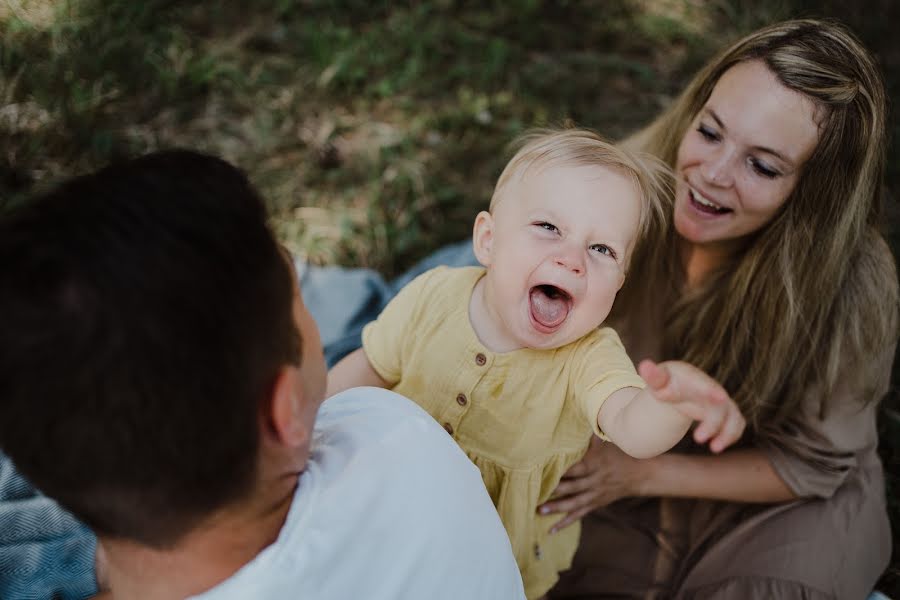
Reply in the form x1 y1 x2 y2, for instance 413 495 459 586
673 60 821 254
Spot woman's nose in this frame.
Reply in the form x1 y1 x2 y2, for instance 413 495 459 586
699 146 736 187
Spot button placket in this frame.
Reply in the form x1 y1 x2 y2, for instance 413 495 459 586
443 348 490 439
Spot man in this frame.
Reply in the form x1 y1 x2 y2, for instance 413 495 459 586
0 151 525 599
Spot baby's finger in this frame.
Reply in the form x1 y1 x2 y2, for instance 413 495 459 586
693 405 726 444
680 375 726 406
638 360 670 391
707 385 730 405
709 410 746 453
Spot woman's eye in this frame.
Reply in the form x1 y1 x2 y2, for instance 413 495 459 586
590 244 616 259
535 222 559 233
697 124 719 142
749 158 779 179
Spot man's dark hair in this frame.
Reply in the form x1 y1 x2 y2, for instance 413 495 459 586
0 150 300 547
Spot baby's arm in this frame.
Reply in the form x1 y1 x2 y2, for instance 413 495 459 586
326 348 389 398
327 268 451 398
598 360 745 459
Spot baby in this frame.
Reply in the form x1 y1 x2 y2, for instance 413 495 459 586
327 129 741 599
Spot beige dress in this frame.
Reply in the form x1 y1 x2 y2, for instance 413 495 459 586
548 293 894 599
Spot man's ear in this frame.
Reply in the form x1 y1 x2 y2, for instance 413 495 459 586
267 366 308 448
472 211 494 267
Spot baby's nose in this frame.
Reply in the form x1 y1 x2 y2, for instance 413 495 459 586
554 248 585 275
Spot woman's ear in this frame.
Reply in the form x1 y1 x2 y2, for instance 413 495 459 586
472 211 494 267
267 366 308 448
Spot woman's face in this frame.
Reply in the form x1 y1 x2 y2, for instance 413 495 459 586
673 60 820 250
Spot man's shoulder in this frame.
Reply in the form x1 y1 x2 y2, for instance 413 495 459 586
292 388 526 600
312 388 474 483
193 388 525 600
312 387 493 528
315 387 442 439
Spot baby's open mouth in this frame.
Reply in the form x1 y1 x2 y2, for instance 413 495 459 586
529 284 572 331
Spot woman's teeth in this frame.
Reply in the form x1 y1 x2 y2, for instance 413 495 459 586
689 188 730 213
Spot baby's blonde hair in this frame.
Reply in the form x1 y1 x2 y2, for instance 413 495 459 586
489 128 671 245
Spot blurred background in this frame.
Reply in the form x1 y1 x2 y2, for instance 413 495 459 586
1 0 898 594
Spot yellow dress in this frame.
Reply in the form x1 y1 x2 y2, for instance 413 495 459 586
362 266 645 598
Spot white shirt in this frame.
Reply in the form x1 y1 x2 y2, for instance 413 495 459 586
190 387 526 600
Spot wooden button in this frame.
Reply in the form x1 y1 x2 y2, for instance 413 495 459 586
456 393 467 406
443 422 454 435
475 353 487 366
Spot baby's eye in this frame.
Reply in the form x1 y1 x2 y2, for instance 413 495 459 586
534 222 559 234
749 157 779 179
697 124 720 142
590 244 616 259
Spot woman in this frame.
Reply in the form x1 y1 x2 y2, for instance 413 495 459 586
309 18 897 599
535 18 898 599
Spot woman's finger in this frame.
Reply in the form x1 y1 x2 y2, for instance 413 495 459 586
551 478 578 499
539 491 585 516
550 506 593 534
563 459 588 478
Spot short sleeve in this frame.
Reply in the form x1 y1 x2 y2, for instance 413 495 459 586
756 344 894 498
361 268 441 385
570 328 647 439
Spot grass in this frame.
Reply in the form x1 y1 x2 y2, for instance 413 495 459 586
2 0 899 595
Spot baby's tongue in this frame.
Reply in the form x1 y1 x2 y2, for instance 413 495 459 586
529 287 569 329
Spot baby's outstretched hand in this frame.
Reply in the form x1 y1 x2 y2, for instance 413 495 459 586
638 359 745 453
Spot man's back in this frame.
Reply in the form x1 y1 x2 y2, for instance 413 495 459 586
190 387 526 600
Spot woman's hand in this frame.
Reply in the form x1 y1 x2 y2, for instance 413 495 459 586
538 437 647 533
639 359 746 453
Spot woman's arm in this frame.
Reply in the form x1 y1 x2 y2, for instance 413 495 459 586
539 439 796 532
640 447 795 501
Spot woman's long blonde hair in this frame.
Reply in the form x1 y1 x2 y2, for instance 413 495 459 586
616 19 899 428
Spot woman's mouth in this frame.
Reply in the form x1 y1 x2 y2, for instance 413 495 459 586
529 284 572 333
689 187 732 215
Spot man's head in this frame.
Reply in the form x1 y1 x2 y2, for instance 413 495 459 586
0 150 326 548
473 129 669 350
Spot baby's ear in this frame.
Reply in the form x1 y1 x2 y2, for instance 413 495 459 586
472 211 494 267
